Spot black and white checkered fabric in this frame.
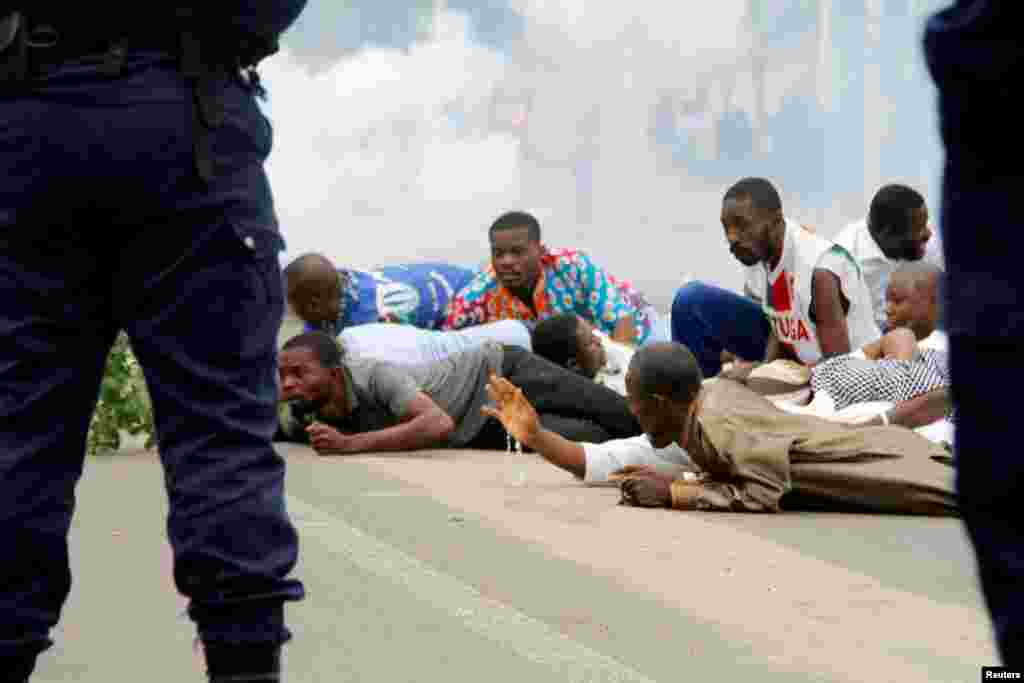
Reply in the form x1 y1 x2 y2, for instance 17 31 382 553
810 349 951 415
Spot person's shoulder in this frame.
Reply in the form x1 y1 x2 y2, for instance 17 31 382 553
347 355 398 382
450 340 504 368
835 217 867 244
701 376 749 410
544 247 586 265
787 218 833 249
454 267 498 296
919 329 949 352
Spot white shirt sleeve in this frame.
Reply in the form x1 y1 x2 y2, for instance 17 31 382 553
581 436 693 485
815 246 863 309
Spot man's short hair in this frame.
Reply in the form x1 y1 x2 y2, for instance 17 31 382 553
630 342 703 403
723 177 782 212
282 331 345 369
868 184 925 238
489 211 541 242
531 313 581 368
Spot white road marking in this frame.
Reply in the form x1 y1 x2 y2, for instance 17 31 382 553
287 495 659 683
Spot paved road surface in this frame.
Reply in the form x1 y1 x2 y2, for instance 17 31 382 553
34 445 997 682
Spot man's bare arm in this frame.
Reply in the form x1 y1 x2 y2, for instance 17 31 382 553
346 393 455 453
811 268 852 361
762 329 786 364
482 375 588 478
862 328 918 361
523 428 587 479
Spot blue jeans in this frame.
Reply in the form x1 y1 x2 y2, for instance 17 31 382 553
0 51 303 674
926 1 1024 666
670 281 771 378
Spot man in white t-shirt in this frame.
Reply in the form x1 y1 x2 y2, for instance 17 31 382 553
835 184 944 332
671 177 879 380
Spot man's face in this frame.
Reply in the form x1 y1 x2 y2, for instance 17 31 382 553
491 226 542 291
289 276 342 328
885 275 935 337
572 319 607 378
278 347 338 408
875 206 932 261
721 197 779 266
906 206 932 261
625 369 672 444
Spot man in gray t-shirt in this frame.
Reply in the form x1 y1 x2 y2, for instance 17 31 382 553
276 332 639 454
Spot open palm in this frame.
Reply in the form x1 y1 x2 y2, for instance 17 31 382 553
482 375 540 445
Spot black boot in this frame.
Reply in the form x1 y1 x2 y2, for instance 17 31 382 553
204 644 280 683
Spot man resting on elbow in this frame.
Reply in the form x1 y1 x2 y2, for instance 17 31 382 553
276 331 640 455
277 332 455 454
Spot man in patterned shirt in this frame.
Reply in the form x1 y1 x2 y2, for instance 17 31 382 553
442 211 664 345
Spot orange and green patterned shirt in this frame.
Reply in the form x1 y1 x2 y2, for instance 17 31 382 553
442 248 654 344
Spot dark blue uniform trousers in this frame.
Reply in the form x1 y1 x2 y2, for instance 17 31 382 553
0 51 304 670
926 1 1024 666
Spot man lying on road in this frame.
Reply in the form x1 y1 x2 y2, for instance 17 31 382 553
483 342 956 515
276 332 640 454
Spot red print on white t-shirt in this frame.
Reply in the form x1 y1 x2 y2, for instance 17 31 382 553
768 271 811 351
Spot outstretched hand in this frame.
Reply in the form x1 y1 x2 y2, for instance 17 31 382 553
481 374 541 446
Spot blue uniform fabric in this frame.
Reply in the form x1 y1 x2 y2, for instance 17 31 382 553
925 0 1024 666
347 263 475 328
0 34 303 676
308 263 477 334
669 281 772 378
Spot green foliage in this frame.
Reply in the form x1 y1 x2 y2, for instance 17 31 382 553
87 333 156 456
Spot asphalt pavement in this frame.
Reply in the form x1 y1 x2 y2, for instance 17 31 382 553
33 445 998 682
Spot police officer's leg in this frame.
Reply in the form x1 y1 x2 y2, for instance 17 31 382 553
121 221 303 678
113 79 303 679
0 216 117 679
927 2 1024 663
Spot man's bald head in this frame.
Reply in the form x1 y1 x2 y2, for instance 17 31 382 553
890 261 941 295
284 253 342 326
885 262 943 339
284 253 336 295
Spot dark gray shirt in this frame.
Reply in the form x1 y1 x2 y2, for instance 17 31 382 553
279 342 504 446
